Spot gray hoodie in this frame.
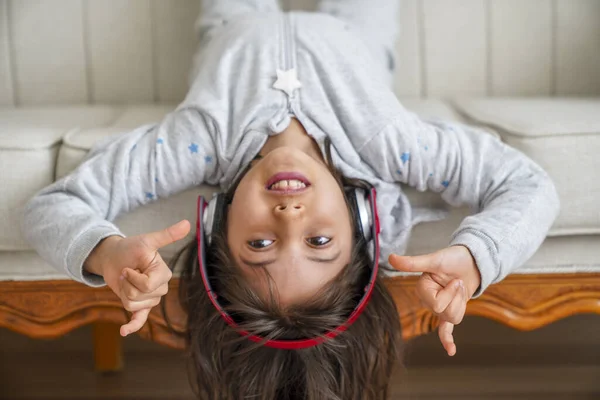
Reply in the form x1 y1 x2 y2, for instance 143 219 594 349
23 11 560 297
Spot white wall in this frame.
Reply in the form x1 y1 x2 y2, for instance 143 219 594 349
1 0 599 106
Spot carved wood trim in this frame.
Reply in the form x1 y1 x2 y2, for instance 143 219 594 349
467 273 600 330
1 273 599 349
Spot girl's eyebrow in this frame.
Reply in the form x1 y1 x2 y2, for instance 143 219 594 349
240 251 341 268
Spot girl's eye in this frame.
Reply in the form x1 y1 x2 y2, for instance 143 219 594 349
306 236 331 247
248 239 274 249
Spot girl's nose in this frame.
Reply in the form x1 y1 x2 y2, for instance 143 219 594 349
274 203 304 218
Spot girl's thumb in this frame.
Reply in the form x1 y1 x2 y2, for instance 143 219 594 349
143 220 191 249
389 253 437 274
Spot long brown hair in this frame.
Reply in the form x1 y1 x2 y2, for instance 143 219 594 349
168 140 403 399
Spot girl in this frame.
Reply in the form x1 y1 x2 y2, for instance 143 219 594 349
23 0 560 399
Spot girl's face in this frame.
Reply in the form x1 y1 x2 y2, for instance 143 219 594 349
227 145 353 307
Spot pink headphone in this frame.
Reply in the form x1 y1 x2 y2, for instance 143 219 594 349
196 187 381 350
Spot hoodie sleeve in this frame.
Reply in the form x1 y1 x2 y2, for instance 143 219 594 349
360 109 560 296
22 107 221 287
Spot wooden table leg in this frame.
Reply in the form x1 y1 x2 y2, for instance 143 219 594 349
92 322 123 372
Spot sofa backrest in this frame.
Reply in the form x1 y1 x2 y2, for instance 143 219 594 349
1 0 599 107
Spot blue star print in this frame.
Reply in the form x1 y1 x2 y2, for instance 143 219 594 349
204 155 213 163
145 192 154 200
396 169 403 176
401 152 410 164
442 180 450 188
189 143 199 154
156 138 164 144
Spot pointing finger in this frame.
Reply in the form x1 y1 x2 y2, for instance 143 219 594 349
142 220 191 250
388 253 440 274
438 320 456 356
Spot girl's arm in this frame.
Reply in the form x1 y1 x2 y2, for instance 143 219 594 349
23 107 220 287
360 109 560 297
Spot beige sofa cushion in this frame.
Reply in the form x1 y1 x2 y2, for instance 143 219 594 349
55 106 176 179
0 106 118 130
0 105 190 251
0 106 120 251
406 209 600 275
57 106 217 259
454 98 600 236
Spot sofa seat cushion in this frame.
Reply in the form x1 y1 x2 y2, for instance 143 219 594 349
56 106 176 179
404 209 600 276
0 105 182 251
0 106 119 131
453 98 600 236
0 106 121 251
3 221 599 282
0 251 70 281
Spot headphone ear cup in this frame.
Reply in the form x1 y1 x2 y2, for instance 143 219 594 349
345 188 363 241
346 188 371 243
351 188 373 243
204 193 227 245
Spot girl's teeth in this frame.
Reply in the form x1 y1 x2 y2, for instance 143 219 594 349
270 179 306 190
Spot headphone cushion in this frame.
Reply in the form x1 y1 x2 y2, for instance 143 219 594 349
204 193 227 244
346 188 368 242
211 194 227 238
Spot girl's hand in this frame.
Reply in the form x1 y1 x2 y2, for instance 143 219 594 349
388 246 481 356
85 220 191 337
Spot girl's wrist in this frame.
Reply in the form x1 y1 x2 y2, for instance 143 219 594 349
454 245 482 298
84 236 123 277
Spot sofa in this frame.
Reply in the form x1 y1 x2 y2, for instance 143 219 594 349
1 0 599 371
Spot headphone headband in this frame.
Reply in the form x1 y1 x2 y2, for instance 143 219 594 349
196 188 380 350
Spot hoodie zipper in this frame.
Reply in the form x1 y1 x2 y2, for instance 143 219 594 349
284 13 293 72
282 13 297 112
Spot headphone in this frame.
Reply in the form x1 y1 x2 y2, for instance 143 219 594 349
196 187 381 350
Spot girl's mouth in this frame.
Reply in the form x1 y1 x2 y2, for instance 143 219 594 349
266 172 311 193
